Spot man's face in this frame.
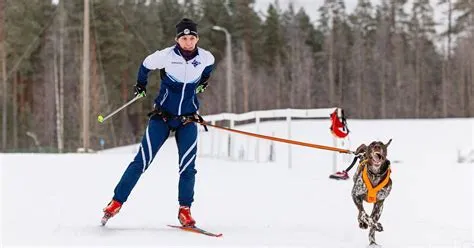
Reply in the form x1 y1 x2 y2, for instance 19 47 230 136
176 35 199 51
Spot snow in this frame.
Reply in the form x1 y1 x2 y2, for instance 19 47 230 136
1 118 473 247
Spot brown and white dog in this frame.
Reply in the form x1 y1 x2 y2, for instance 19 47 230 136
351 139 392 246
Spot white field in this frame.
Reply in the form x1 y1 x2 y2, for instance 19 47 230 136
1 118 473 247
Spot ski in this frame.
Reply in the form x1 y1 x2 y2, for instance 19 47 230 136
329 175 344 180
167 224 223 237
100 213 112 226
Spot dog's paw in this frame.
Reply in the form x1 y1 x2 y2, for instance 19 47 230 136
373 222 383 232
367 243 382 248
358 211 370 229
359 221 369 229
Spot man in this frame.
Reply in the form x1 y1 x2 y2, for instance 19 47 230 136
101 18 215 227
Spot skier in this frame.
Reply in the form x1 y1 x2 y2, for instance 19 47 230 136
101 18 215 227
328 108 352 180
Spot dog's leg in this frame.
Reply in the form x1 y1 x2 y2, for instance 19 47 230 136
369 200 385 245
353 163 363 183
352 194 369 229
371 200 384 231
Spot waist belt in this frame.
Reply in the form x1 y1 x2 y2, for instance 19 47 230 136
147 107 208 131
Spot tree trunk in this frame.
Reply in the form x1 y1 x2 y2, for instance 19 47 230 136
241 40 249 112
328 29 335 106
90 31 100 147
0 0 6 151
442 0 452 117
415 25 421 118
441 57 447 117
459 47 466 117
394 34 403 116
82 0 91 151
54 31 61 152
338 60 343 106
356 35 363 118
13 71 17 149
469 10 474 117
275 55 282 109
305 54 312 108
59 0 65 152
380 61 386 118
469 36 474 117
120 69 128 144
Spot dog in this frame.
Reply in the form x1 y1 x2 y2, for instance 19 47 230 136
351 139 392 246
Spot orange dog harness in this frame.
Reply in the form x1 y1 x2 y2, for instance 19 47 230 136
362 162 391 203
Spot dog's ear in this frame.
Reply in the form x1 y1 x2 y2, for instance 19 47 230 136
355 144 367 154
385 139 392 147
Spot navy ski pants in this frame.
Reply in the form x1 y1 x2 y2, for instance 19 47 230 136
112 117 198 207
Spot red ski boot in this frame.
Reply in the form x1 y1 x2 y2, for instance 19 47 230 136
178 206 196 227
101 199 122 226
329 170 349 180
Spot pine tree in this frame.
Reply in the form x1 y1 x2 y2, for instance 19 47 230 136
92 0 135 145
437 0 454 117
261 3 285 108
157 0 183 44
410 0 437 117
318 0 348 107
296 8 323 108
452 0 474 116
6 0 55 150
372 0 408 118
230 0 262 112
183 0 200 21
197 0 233 114
349 0 375 117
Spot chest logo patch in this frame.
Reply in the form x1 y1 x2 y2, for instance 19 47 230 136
191 60 201 67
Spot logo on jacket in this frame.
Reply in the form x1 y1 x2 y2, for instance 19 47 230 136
191 60 201 67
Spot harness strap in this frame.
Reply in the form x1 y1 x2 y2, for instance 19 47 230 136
182 114 208 131
147 108 168 120
362 163 391 203
147 108 208 131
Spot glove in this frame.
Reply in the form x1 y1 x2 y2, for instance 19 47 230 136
134 83 146 97
195 82 208 94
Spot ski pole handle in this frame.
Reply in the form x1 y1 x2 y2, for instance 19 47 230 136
98 92 145 123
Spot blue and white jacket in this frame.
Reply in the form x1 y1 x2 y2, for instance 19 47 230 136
137 45 215 116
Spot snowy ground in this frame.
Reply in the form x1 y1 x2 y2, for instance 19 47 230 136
1 119 473 247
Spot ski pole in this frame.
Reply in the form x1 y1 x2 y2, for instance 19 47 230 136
97 92 145 123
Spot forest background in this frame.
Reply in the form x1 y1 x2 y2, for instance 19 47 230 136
1 0 472 152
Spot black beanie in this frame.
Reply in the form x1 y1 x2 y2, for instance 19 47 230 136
176 18 198 38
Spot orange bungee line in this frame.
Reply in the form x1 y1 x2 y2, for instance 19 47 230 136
198 121 355 154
